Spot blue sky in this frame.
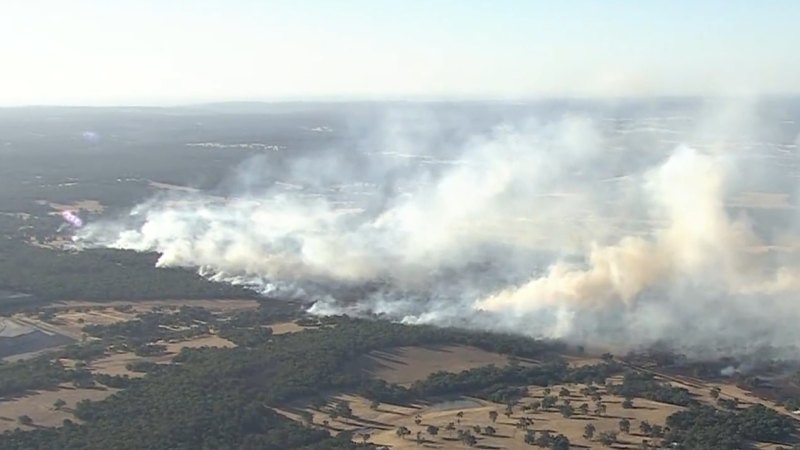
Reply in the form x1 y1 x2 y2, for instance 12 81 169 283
1 0 798 105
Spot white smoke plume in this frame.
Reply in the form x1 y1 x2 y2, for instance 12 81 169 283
78 100 800 357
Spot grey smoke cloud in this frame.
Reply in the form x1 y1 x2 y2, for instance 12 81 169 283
77 101 800 357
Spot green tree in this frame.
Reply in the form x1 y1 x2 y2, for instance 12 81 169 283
489 410 498 423
524 429 536 445
17 415 33 426
53 398 66 411
583 423 596 439
396 426 411 439
598 431 617 447
551 434 571 450
619 418 631 433
639 420 652 435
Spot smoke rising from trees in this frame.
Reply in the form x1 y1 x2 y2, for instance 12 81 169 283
77 101 800 357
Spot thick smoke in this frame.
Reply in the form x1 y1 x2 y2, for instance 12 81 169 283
78 101 800 357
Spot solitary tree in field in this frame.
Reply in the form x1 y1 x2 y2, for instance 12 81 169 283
524 429 536 445
710 386 721 399
489 410 498 423
559 387 570 398
426 425 439 437
460 431 477 447
639 420 652 435
414 414 422 426
504 403 514 418
484 425 496 436
650 424 664 438
445 422 456 436
334 400 353 418
456 411 464 423
622 398 634 409
542 395 557 409
578 402 589 416
598 431 617 447
619 418 631 434
18 415 33 426
583 423 596 439
395 426 411 440
53 398 66 411
543 387 551 396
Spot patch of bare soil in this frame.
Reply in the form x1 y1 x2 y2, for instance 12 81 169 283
270 322 309 335
276 358 800 449
88 335 235 378
360 345 510 386
49 299 259 313
0 383 118 431
39 200 105 213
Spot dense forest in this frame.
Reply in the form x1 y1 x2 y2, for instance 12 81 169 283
0 314 797 448
0 238 256 311
0 318 565 449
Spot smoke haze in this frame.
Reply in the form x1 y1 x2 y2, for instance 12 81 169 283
78 99 800 357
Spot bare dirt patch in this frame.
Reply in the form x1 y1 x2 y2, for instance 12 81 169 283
276 361 800 449
39 199 105 213
270 322 309 335
34 308 135 337
49 299 259 313
0 383 118 431
361 345 510 386
88 335 235 377
162 335 234 352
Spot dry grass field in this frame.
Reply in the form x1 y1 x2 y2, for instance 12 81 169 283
46 299 260 313
0 383 118 432
359 345 511 386
272 347 800 449
85 334 235 378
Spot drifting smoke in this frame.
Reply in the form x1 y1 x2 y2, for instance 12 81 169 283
77 101 800 357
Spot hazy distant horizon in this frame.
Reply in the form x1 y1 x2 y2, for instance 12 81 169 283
4 95 800 110
2 1 799 106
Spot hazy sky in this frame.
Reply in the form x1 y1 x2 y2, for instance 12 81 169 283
1 0 798 105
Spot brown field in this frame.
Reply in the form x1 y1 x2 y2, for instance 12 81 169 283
87 334 235 377
0 383 118 431
47 299 259 312
361 345 511 386
162 334 235 351
273 347 800 449
32 308 136 337
270 322 311 335
40 199 105 213
282 379 795 450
